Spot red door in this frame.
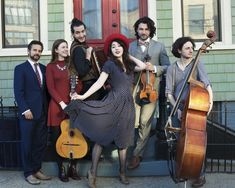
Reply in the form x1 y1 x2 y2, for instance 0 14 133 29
73 0 148 47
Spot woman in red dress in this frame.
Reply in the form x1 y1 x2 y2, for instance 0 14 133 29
46 39 82 182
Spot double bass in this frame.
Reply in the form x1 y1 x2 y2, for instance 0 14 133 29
164 31 216 182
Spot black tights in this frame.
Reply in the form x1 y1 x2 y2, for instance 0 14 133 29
90 143 127 176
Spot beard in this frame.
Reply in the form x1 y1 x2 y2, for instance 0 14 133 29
29 54 40 61
139 34 149 41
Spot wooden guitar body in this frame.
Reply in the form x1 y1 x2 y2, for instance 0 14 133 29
56 119 88 159
176 82 209 179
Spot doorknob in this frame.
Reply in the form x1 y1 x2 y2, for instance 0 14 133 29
112 9 117 13
112 23 118 27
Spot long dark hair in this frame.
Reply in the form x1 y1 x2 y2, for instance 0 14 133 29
107 39 135 74
134 17 156 39
50 39 69 65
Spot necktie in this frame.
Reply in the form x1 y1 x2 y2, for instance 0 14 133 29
34 63 42 87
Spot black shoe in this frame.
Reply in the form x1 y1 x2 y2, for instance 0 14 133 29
191 175 206 188
68 163 81 180
87 170 96 188
119 173 129 185
58 165 69 182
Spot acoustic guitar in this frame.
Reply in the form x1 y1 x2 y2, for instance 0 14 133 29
56 75 88 159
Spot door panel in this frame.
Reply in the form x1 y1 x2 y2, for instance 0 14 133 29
73 0 147 46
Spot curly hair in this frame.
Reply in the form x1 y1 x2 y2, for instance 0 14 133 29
133 16 156 39
171 37 195 58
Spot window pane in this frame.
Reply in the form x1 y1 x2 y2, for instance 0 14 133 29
120 0 139 38
182 0 220 41
82 0 102 39
3 0 39 47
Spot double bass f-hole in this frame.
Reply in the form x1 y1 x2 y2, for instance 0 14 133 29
139 54 158 104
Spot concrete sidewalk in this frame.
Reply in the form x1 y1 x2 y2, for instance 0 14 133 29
0 170 234 188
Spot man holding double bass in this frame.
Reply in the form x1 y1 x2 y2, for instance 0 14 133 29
128 16 170 170
165 36 213 187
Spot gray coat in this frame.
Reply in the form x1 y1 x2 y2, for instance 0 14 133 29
129 39 170 91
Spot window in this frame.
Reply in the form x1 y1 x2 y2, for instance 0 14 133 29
120 0 140 38
173 0 234 49
0 0 48 56
188 5 205 35
2 0 40 48
182 0 220 42
82 0 102 39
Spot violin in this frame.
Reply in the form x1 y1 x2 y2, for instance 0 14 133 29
139 54 158 104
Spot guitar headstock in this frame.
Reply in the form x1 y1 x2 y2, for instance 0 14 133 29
200 30 216 52
70 75 78 94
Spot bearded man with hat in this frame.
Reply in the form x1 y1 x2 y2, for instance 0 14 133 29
128 16 170 170
64 33 151 188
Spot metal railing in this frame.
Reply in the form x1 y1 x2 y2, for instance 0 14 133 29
0 96 21 169
206 101 235 173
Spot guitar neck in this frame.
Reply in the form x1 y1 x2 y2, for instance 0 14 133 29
70 75 77 94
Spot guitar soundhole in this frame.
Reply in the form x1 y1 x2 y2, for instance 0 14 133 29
69 130 74 137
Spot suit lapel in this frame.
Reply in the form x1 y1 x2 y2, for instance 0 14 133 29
26 60 43 88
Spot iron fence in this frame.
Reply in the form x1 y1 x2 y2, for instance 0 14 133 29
206 102 235 173
0 96 21 169
0 96 235 173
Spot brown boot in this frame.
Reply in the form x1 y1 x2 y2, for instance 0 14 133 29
127 156 141 170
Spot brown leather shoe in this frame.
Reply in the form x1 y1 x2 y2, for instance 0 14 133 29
191 175 206 188
34 171 52 180
127 156 141 170
25 175 41 185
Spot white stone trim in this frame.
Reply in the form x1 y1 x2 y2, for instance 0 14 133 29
148 0 157 40
64 0 74 48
